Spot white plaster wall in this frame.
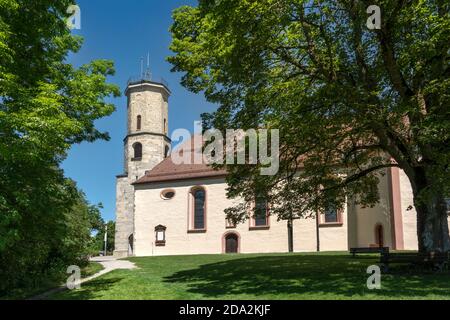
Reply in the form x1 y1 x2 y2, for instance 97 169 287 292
133 178 349 257
319 208 349 251
355 170 393 248
399 170 418 250
293 218 317 252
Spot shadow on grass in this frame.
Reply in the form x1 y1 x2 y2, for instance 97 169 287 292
163 254 450 299
50 277 124 300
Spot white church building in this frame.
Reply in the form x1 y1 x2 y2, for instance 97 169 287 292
113 77 431 258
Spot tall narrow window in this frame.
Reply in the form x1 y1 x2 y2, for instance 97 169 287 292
164 145 170 158
164 118 167 135
133 142 142 160
254 196 268 226
137 115 142 131
128 234 134 255
192 188 206 230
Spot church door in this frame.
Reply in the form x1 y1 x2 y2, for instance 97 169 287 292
225 233 238 253
375 225 384 247
128 234 134 256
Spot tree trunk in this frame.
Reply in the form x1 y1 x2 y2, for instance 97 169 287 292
316 212 320 252
287 218 294 253
412 169 450 254
415 194 450 254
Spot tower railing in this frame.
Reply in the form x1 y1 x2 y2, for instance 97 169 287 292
127 74 169 89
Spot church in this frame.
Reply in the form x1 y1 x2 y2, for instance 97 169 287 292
113 76 434 258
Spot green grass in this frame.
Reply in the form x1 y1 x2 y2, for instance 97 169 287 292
81 262 104 278
49 252 450 300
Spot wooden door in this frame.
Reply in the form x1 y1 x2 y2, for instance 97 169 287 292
225 234 238 253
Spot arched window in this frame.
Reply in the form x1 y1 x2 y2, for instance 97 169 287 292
133 142 142 160
128 234 134 256
137 115 142 131
189 187 206 231
253 196 269 227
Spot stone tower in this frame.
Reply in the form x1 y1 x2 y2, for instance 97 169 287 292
114 78 171 257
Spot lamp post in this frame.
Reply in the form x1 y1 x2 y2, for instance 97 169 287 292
103 224 108 256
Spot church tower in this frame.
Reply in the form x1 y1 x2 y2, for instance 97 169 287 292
114 75 171 257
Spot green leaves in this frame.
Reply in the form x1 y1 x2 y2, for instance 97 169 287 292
0 0 120 293
169 1 450 225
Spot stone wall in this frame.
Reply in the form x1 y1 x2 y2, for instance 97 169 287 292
114 81 170 257
127 85 169 136
114 176 134 257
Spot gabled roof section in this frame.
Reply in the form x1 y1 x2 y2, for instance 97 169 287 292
134 136 227 184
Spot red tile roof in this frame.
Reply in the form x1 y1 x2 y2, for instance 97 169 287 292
133 136 227 184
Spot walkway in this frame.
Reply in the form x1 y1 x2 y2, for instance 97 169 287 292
29 256 136 300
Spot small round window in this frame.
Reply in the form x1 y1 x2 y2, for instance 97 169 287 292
161 190 175 200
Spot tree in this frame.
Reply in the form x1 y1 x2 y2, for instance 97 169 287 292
59 187 105 264
0 179 105 296
168 0 450 253
0 0 119 295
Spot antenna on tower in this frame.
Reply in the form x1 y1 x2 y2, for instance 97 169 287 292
144 52 152 80
140 56 144 78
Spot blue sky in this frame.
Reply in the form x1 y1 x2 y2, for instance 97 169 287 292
62 0 214 222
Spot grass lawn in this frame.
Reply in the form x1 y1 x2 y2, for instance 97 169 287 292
49 252 450 300
81 261 104 278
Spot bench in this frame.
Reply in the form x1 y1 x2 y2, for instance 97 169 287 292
350 247 389 257
380 252 449 272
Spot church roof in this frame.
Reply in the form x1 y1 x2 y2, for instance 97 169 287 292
133 136 227 185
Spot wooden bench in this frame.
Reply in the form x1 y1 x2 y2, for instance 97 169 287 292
380 252 449 272
350 247 389 257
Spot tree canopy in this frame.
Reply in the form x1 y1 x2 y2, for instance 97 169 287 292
0 0 119 295
169 0 449 253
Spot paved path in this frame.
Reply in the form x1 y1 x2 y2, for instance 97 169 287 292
29 256 136 300
90 255 137 274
